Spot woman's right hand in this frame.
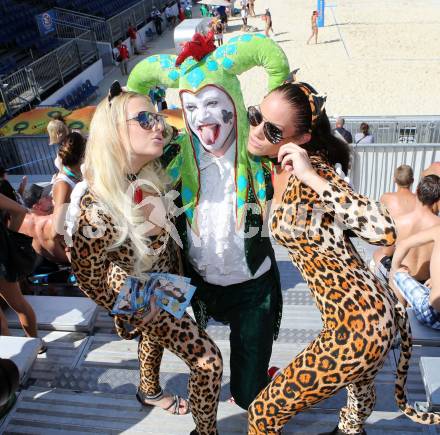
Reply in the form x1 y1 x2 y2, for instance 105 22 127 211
133 295 161 326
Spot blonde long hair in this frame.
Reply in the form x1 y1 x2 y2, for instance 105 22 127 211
47 119 69 145
84 91 169 272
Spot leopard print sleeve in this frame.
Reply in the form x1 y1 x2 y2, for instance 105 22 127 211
314 157 396 246
70 194 117 311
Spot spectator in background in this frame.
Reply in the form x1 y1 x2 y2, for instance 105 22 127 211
47 119 69 151
0 193 42 348
113 41 120 65
241 4 249 31
182 0 192 18
117 39 130 76
333 116 352 144
149 86 168 112
0 166 26 205
391 224 440 329
127 23 139 55
263 8 274 36
422 161 440 178
151 6 163 35
48 132 85 257
47 118 69 174
354 122 374 144
216 5 228 28
212 18 224 46
226 0 235 17
40 119 70 215
248 0 256 16
381 165 416 217
387 176 440 301
165 5 175 29
306 10 319 45
371 165 417 280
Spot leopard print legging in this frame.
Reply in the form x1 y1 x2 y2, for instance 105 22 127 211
70 191 223 434
136 310 223 434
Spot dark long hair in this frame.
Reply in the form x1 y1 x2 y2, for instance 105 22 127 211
58 132 86 167
272 83 351 173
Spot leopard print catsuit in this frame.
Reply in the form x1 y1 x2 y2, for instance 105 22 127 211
248 155 440 434
70 191 223 435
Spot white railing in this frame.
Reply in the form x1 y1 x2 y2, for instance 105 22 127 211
330 116 440 144
54 8 111 43
350 142 440 200
1 136 439 206
106 0 170 44
0 31 99 118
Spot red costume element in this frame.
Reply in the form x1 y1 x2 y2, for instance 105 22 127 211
175 31 216 66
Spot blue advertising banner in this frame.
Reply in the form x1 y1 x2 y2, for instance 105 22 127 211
35 10 56 36
317 0 325 27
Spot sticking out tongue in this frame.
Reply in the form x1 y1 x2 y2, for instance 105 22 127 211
199 124 219 145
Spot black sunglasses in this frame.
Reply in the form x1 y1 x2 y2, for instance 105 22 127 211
127 111 166 130
247 106 284 144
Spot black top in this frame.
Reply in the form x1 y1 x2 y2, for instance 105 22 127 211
0 179 17 203
334 127 353 144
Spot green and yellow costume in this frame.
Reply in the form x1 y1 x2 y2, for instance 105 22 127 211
127 33 290 409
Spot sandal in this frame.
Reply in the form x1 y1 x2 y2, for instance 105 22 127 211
136 388 190 415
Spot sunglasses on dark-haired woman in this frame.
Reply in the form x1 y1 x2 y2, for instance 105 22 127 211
247 105 284 145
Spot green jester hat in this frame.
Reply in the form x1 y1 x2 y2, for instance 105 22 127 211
127 33 289 231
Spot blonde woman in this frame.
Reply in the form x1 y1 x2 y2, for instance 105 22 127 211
47 119 69 151
68 82 222 435
30 119 71 216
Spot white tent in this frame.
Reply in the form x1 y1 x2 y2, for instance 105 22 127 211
198 0 231 7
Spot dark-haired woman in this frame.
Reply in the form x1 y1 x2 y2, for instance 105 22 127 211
354 122 374 144
52 132 85 208
42 132 86 260
246 82 439 434
306 10 319 44
17 133 86 265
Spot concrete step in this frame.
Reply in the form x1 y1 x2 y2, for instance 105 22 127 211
0 336 42 384
9 329 90 387
5 296 98 333
0 386 432 434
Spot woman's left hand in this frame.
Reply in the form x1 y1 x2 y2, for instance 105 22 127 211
278 143 317 184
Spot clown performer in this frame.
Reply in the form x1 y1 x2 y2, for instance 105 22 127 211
127 34 289 409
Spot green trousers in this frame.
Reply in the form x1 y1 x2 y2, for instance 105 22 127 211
189 267 279 410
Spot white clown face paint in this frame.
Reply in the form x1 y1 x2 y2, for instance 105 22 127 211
181 86 235 156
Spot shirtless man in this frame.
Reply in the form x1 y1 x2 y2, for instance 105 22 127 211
388 175 440 306
391 223 440 329
372 165 416 276
422 161 440 178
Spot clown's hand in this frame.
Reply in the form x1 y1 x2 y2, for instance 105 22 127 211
278 143 316 184
335 163 351 184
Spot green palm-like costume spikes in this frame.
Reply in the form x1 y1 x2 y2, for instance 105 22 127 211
127 34 289 230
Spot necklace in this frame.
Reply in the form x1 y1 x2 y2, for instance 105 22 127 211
63 166 81 182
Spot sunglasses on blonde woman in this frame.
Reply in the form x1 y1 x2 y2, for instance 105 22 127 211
247 106 284 144
126 111 166 130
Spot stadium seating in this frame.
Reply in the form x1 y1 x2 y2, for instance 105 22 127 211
54 0 143 18
56 79 98 109
0 0 64 77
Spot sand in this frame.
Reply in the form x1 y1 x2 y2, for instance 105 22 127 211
102 0 440 116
